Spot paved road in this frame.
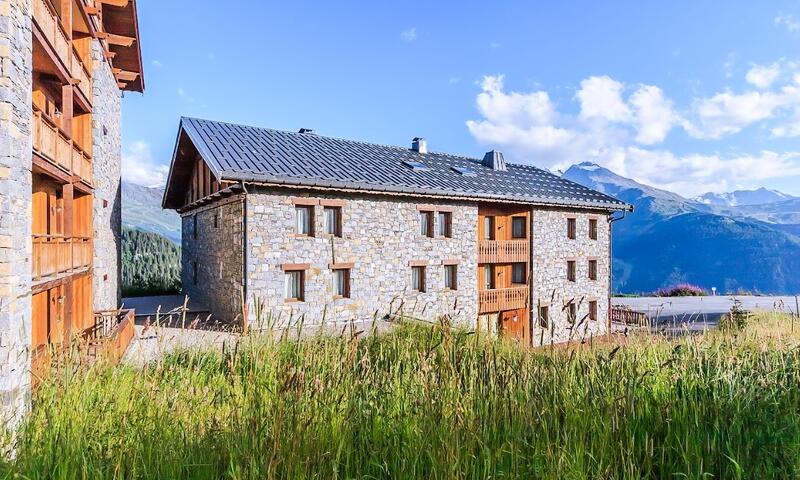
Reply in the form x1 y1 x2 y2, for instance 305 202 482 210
612 295 799 332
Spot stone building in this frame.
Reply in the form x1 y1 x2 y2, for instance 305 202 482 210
0 0 143 427
163 118 631 344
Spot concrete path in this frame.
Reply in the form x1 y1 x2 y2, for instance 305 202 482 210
122 295 209 317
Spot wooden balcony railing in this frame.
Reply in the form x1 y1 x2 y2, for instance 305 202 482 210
33 106 93 185
71 45 93 102
478 286 529 314
33 235 92 280
611 307 648 326
85 309 136 363
478 240 529 264
32 0 71 71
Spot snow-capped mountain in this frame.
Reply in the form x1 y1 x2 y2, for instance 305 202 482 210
694 188 796 207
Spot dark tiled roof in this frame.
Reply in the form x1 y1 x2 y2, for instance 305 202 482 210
171 117 631 211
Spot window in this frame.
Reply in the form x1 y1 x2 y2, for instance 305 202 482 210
332 268 350 298
213 212 219 228
567 302 577 324
483 216 495 240
567 217 576 239
483 264 495 290
437 211 452 237
323 206 341 236
295 206 314 236
567 260 576 282
285 270 304 301
511 217 526 239
538 305 549 328
192 214 197 240
411 266 426 292
444 264 458 290
588 259 598 281
451 166 477 176
403 160 430 171
419 211 433 237
511 263 526 284
192 261 198 285
589 300 598 321
589 218 598 240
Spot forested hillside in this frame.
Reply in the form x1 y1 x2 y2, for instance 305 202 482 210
122 227 181 297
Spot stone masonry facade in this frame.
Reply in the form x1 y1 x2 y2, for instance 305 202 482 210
244 188 479 328
531 209 611 344
0 0 32 428
181 187 613 341
182 196 244 323
91 40 122 311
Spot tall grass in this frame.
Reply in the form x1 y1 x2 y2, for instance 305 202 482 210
2 312 800 479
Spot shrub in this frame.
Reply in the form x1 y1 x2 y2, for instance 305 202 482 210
719 299 749 331
653 283 707 297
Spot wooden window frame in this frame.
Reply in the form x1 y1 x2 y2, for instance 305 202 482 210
444 263 458 290
411 265 427 292
331 267 351 299
483 216 495 240
483 264 495 290
283 267 306 303
566 260 577 282
294 205 315 237
567 301 577 324
323 206 342 237
437 211 453 238
588 258 598 281
538 304 550 328
419 210 434 238
589 300 598 321
511 216 527 239
511 262 526 285
567 217 577 240
588 217 598 241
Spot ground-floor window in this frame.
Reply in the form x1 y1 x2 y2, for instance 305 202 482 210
589 300 598 321
411 266 426 292
567 301 577 324
538 305 549 328
285 270 304 301
332 268 350 298
444 264 457 290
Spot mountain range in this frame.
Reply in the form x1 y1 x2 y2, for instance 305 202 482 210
121 168 800 295
563 163 800 294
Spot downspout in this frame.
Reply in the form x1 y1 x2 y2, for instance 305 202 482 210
240 181 249 330
608 210 627 336
529 206 535 346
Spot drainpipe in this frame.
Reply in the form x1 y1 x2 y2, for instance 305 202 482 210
240 181 249 329
608 210 626 336
529 206 535 346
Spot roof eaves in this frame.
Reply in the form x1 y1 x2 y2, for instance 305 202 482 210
216 171 632 212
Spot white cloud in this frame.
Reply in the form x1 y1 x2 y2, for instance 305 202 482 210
122 141 170 187
629 85 678 144
151 59 163 68
465 72 800 197
401 27 416 42
685 91 783 139
745 63 781 88
448 77 461 84
775 13 800 32
576 76 631 122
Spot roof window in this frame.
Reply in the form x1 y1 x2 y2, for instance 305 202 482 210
452 166 477 176
403 160 430 171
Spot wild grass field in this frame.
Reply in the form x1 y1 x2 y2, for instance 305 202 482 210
3 313 800 479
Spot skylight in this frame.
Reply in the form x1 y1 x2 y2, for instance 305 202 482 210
452 166 477 177
403 160 430 171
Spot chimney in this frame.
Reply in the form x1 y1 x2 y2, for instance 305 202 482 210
298 128 315 134
411 137 428 154
482 150 507 171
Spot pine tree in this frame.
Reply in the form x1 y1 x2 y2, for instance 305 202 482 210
122 227 181 297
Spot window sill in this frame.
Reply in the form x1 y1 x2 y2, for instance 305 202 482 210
290 233 314 239
284 298 304 304
333 295 351 300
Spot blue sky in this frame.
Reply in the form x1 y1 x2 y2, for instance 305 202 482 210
122 0 800 197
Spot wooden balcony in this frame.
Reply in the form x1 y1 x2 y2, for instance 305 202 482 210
478 286 529 314
33 0 93 105
478 240 529 264
32 235 92 281
33 107 93 185
84 309 136 363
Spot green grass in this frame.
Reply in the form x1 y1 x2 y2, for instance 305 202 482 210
3 313 800 479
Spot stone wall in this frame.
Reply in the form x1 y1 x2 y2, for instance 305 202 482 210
90 40 122 311
530 209 611 345
0 0 32 428
245 188 479 328
182 197 244 322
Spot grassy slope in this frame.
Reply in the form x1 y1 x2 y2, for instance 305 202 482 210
4 313 800 479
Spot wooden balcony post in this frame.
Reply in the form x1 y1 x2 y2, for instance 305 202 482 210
61 84 73 141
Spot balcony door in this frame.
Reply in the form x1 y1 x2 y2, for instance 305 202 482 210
499 308 529 343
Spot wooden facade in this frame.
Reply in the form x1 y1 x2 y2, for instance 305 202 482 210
29 0 143 366
477 204 532 343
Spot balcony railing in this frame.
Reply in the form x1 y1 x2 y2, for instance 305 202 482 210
478 286 529 314
33 235 92 280
33 106 93 185
478 240 529 264
33 0 93 105
85 309 136 363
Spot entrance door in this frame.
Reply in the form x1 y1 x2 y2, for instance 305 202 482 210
499 308 528 342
